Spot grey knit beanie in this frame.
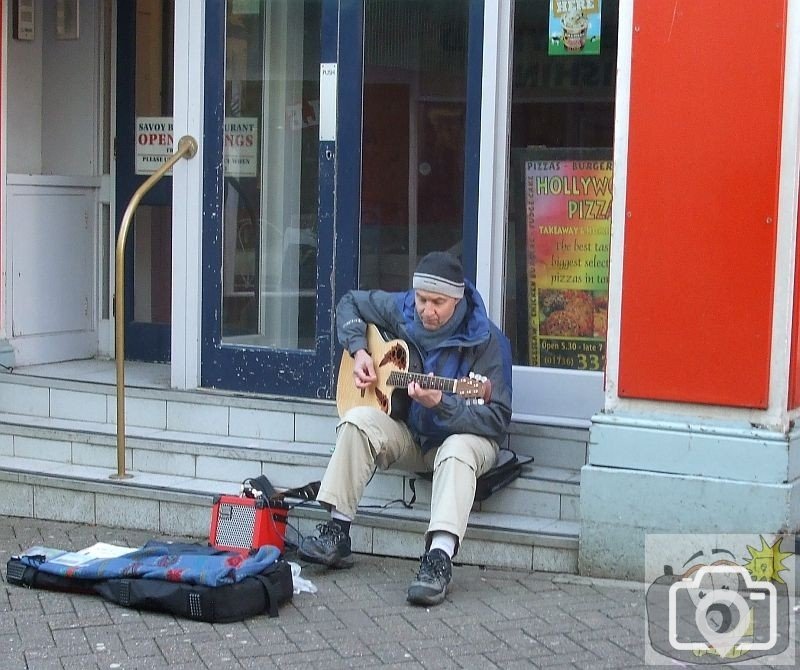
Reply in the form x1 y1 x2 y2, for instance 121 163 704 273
412 252 465 299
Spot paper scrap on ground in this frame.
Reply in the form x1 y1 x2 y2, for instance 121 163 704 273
289 561 318 594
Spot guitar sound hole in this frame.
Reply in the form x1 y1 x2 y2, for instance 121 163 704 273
375 388 389 413
378 344 407 370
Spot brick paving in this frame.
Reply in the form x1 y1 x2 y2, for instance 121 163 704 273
0 515 795 669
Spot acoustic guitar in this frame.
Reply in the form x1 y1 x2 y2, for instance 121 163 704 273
336 324 491 419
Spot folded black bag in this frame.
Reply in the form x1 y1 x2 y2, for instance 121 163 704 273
415 448 532 502
474 448 531 502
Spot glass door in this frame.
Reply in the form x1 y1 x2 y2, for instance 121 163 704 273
201 0 482 398
357 0 477 290
116 0 175 362
221 2 320 349
201 0 336 396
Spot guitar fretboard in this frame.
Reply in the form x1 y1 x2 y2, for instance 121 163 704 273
386 371 456 392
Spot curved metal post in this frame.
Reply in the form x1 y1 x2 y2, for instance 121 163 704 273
112 135 199 479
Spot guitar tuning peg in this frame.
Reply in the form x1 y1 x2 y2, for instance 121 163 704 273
468 371 475 378
477 398 484 405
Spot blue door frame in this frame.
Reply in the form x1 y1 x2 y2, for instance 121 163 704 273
201 0 483 399
200 0 339 397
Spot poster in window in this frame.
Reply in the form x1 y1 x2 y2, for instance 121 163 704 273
548 0 602 56
524 150 612 371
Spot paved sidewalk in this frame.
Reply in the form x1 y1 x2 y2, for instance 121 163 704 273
0 515 791 669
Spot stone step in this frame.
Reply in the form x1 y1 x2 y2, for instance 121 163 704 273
0 458 578 573
0 365 583 573
0 370 590 470
0 412 580 522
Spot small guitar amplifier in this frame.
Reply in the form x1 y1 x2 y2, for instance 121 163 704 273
209 495 289 554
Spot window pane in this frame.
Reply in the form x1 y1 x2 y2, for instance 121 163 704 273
132 1 173 327
133 205 171 324
504 0 618 371
222 1 321 349
360 0 469 290
135 0 174 117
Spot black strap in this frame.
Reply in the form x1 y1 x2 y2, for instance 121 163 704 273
357 478 416 511
407 478 418 507
276 480 320 502
255 575 280 618
242 476 320 502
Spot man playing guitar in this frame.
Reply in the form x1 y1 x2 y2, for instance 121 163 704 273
298 251 513 607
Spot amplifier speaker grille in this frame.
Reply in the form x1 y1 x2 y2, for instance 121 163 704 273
214 503 257 548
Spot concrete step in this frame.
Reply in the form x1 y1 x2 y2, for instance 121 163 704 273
0 369 591 470
0 411 581 523
0 457 578 573
0 366 585 572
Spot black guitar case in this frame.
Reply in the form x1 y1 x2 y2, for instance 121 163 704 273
6 545 293 623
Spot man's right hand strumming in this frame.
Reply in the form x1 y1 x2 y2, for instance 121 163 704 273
352 349 377 389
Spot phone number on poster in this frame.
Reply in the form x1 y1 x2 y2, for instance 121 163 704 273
540 339 605 371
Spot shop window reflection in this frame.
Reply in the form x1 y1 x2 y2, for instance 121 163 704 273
359 0 468 290
132 0 173 327
221 1 321 350
133 206 171 325
504 0 618 371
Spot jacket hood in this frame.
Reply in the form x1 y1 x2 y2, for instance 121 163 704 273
400 279 491 350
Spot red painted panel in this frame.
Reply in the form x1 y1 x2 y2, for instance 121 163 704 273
790 199 800 409
618 0 785 408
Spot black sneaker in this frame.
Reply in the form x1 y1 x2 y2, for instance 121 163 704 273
297 520 354 568
407 548 452 606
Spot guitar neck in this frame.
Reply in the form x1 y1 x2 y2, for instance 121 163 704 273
386 370 456 392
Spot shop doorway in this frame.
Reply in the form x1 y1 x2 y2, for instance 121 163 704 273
3 0 111 367
200 0 337 397
199 0 482 399
115 0 174 362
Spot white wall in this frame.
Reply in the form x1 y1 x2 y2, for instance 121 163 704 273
6 0 44 174
4 1 102 365
6 0 99 175
41 1 100 175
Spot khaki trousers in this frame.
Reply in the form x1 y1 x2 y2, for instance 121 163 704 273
316 406 499 553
